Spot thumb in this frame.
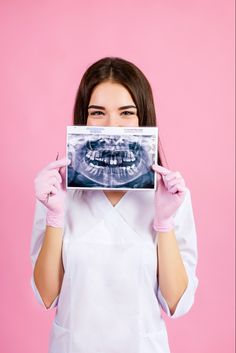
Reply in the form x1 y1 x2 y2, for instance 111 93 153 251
152 164 171 176
59 165 67 190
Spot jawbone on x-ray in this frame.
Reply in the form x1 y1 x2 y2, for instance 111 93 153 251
66 126 158 190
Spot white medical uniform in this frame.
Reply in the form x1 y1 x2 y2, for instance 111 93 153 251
30 188 198 353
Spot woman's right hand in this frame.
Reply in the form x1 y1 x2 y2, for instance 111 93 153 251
34 157 71 228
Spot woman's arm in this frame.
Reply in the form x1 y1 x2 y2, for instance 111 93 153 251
156 229 188 315
33 226 64 309
152 165 198 317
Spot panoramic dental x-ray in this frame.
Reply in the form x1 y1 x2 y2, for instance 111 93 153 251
66 126 158 190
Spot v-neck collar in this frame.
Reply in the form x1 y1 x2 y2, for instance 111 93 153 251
81 188 156 242
82 189 134 217
101 190 133 209
81 189 154 213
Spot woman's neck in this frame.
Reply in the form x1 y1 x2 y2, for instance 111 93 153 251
103 190 126 206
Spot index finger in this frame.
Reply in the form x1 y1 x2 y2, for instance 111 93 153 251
46 157 71 171
152 164 171 176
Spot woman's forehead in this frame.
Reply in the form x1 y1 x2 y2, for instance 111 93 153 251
89 81 135 107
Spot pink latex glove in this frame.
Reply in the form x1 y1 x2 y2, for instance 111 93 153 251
34 157 71 228
152 164 187 233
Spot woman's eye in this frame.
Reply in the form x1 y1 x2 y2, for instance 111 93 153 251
90 111 105 116
121 111 135 116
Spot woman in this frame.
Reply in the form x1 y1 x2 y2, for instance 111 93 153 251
30 57 198 353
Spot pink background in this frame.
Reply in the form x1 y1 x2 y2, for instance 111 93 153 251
0 0 234 352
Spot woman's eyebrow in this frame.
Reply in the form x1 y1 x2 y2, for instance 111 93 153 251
88 105 137 110
118 105 137 110
88 105 105 110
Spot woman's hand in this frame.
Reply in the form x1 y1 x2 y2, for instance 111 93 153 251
152 164 187 233
34 157 71 228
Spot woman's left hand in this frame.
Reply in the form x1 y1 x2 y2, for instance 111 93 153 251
152 164 187 233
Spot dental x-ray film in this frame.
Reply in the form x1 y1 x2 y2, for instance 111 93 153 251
66 126 158 190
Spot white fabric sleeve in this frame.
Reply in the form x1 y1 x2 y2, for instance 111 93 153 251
156 187 199 319
30 199 59 310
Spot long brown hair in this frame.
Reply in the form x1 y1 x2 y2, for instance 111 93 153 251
73 57 167 167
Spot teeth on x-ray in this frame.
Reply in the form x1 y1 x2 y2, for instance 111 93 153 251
75 137 146 186
85 150 136 166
